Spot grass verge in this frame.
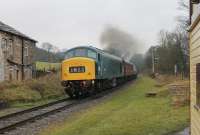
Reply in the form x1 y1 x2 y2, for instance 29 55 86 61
40 76 189 135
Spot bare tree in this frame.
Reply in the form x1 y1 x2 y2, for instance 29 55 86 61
42 42 60 52
144 0 189 76
145 28 189 76
41 42 59 63
177 0 190 29
42 42 54 53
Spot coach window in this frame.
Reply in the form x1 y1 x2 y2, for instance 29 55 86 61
196 63 200 107
88 50 97 59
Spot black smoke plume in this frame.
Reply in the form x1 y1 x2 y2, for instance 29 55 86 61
100 25 139 60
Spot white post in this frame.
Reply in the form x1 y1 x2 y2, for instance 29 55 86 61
174 64 177 77
152 48 155 73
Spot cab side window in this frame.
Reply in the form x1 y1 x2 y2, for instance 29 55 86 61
88 50 97 59
98 54 101 61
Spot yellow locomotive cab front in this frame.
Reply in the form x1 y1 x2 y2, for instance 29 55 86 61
61 57 96 81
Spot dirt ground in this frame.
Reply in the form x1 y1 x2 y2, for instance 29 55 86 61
173 128 189 135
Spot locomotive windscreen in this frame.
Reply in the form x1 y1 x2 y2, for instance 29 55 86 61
65 48 97 60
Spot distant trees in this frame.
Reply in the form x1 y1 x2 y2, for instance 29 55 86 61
33 47 63 63
145 29 188 75
34 42 63 63
144 29 189 76
41 42 60 54
144 0 189 76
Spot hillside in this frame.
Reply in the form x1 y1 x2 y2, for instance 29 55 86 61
33 47 65 63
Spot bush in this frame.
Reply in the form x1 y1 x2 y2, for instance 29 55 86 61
0 73 65 104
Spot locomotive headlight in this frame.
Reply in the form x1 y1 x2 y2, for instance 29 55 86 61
92 80 95 84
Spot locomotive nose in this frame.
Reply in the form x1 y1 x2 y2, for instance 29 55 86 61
61 57 96 81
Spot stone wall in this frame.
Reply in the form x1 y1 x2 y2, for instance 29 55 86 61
169 84 190 106
0 31 36 81
0 33 4 81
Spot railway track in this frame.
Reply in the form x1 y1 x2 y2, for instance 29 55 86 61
0 98 74 134
0 81 133 134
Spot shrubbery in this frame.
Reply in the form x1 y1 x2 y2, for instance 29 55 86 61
0 73 65 104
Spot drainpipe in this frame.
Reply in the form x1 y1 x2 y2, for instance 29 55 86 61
22 39 24 80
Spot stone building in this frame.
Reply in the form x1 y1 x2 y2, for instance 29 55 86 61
0 21 37 82
189 0 200 134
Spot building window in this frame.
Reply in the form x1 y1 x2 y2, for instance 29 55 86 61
8 39 13 56
9 66 13 81
24 47 28 57
16 69 19 80
14 66 19 81
196 63 200 106
1 38 7 51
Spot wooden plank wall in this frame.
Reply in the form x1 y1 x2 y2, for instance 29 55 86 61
190 18 200 135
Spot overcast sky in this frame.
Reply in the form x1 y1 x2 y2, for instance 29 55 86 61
0 0 184 53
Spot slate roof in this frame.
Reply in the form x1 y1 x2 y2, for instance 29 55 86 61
0 21 37 42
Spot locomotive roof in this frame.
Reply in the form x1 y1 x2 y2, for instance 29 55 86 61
67 46 123 62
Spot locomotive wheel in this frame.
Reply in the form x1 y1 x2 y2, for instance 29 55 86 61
88 85 97 96
111 78 117 87
64 88 74 99
96 81 102 91
74 91 87 99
